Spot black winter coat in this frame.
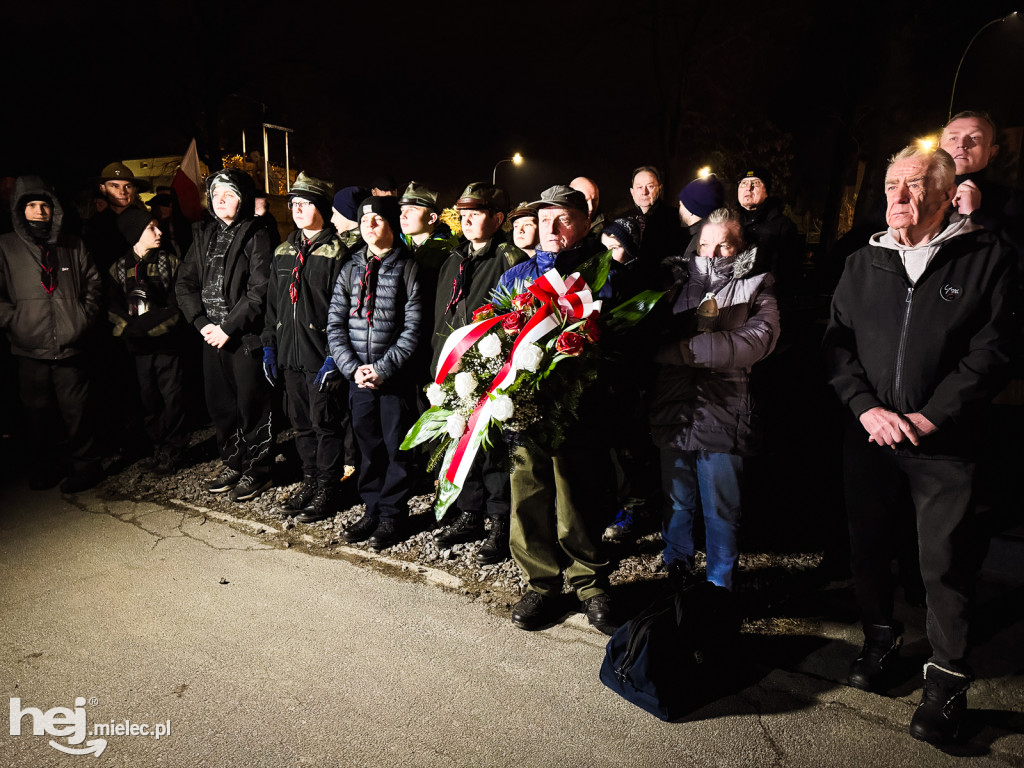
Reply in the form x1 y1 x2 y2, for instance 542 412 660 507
823 225 1017 458
262 228 350 372
327 242 421 383
176 218 272 352
0 176 101 360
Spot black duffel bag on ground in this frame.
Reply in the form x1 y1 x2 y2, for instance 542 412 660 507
599 581 741 720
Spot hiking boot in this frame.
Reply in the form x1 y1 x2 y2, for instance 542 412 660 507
848 622 903 692
294 484 339 524
476 516 510 565
343 514 378 543
602 507 635 543
229 474 272 502
435 509 484 547
368 519 402 550
284 475 319 513
512 591 555 631
207 467 243 494
909 663 970 745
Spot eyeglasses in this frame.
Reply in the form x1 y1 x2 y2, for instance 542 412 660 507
288 200 316 211
738 180 764 190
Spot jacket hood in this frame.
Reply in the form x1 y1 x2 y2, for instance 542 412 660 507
205 168 257 223
868 212 982 252
11 175 64 245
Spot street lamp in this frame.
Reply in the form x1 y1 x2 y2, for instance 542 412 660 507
492 153 524 184
916 136 937 151
948 11 1020 120
697 166 712 180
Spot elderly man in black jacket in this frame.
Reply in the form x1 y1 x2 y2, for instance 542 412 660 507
176 169 273 502
823 146 1017 746
328 196 421 551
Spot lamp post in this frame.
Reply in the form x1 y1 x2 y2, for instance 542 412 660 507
492 153 523 184
948 12 1019 120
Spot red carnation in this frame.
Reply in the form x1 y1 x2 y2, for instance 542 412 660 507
472 303 495 322
502 311 526 336
555 331 585 356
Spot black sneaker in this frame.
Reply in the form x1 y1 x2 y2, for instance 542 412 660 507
207 468 243 494
229 474 272 502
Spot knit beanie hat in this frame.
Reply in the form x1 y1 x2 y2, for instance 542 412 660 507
678 175 725 219
356 196 402 237
602 217 642 262
333 186 369 222
117 208 155 248
736 166 771 194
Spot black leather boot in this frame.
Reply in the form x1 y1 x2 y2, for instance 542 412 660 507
295 483 338 523
435 509 484 547
284 475 318 512
476 516 510 565
909 662 970 745
848 622 903 692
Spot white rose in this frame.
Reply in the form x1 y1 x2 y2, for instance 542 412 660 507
445 413 468 439
478 333 502 359
426 383 446 407
454 372 477 399
517 343 544 373
491 394 514 422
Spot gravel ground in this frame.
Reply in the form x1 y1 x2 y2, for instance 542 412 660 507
98 426 828 631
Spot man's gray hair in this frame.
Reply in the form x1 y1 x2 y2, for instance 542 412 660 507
888 146 956 191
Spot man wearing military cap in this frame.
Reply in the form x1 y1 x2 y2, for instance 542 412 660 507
262 172 355 521
499 184 618 635
431 182 526 563
84 162 150 273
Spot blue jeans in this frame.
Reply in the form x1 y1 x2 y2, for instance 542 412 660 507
660 448 744 590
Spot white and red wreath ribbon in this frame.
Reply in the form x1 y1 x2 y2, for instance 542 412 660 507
433 268 602 489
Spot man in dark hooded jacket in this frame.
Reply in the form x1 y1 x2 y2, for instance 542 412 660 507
0 176 103 492
176 169 273 501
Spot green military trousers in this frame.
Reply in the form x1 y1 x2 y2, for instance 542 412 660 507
509 441 613 601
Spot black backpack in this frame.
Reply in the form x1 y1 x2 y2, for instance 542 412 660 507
599 582 740 721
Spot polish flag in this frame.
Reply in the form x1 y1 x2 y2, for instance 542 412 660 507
172 139 204 221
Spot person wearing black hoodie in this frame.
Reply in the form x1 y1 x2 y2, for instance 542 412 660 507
176 168 273 501
0 176 103 492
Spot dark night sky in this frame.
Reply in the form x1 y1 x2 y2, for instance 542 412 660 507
4 0 1023 231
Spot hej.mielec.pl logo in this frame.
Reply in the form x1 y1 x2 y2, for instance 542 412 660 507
10 696 171 757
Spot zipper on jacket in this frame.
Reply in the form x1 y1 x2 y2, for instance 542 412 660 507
894 286 913 409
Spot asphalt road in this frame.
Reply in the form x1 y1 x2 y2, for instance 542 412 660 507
2 482 1022 768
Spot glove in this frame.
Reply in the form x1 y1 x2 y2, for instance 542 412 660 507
262 347 278 386
315 356 340 392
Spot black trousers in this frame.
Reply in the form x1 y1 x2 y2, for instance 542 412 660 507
16 355 99 475
283 368 353 483
135 352 187 454
454 439 510 521
843 423 977 673
202 341 273 478
350 380 415 521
